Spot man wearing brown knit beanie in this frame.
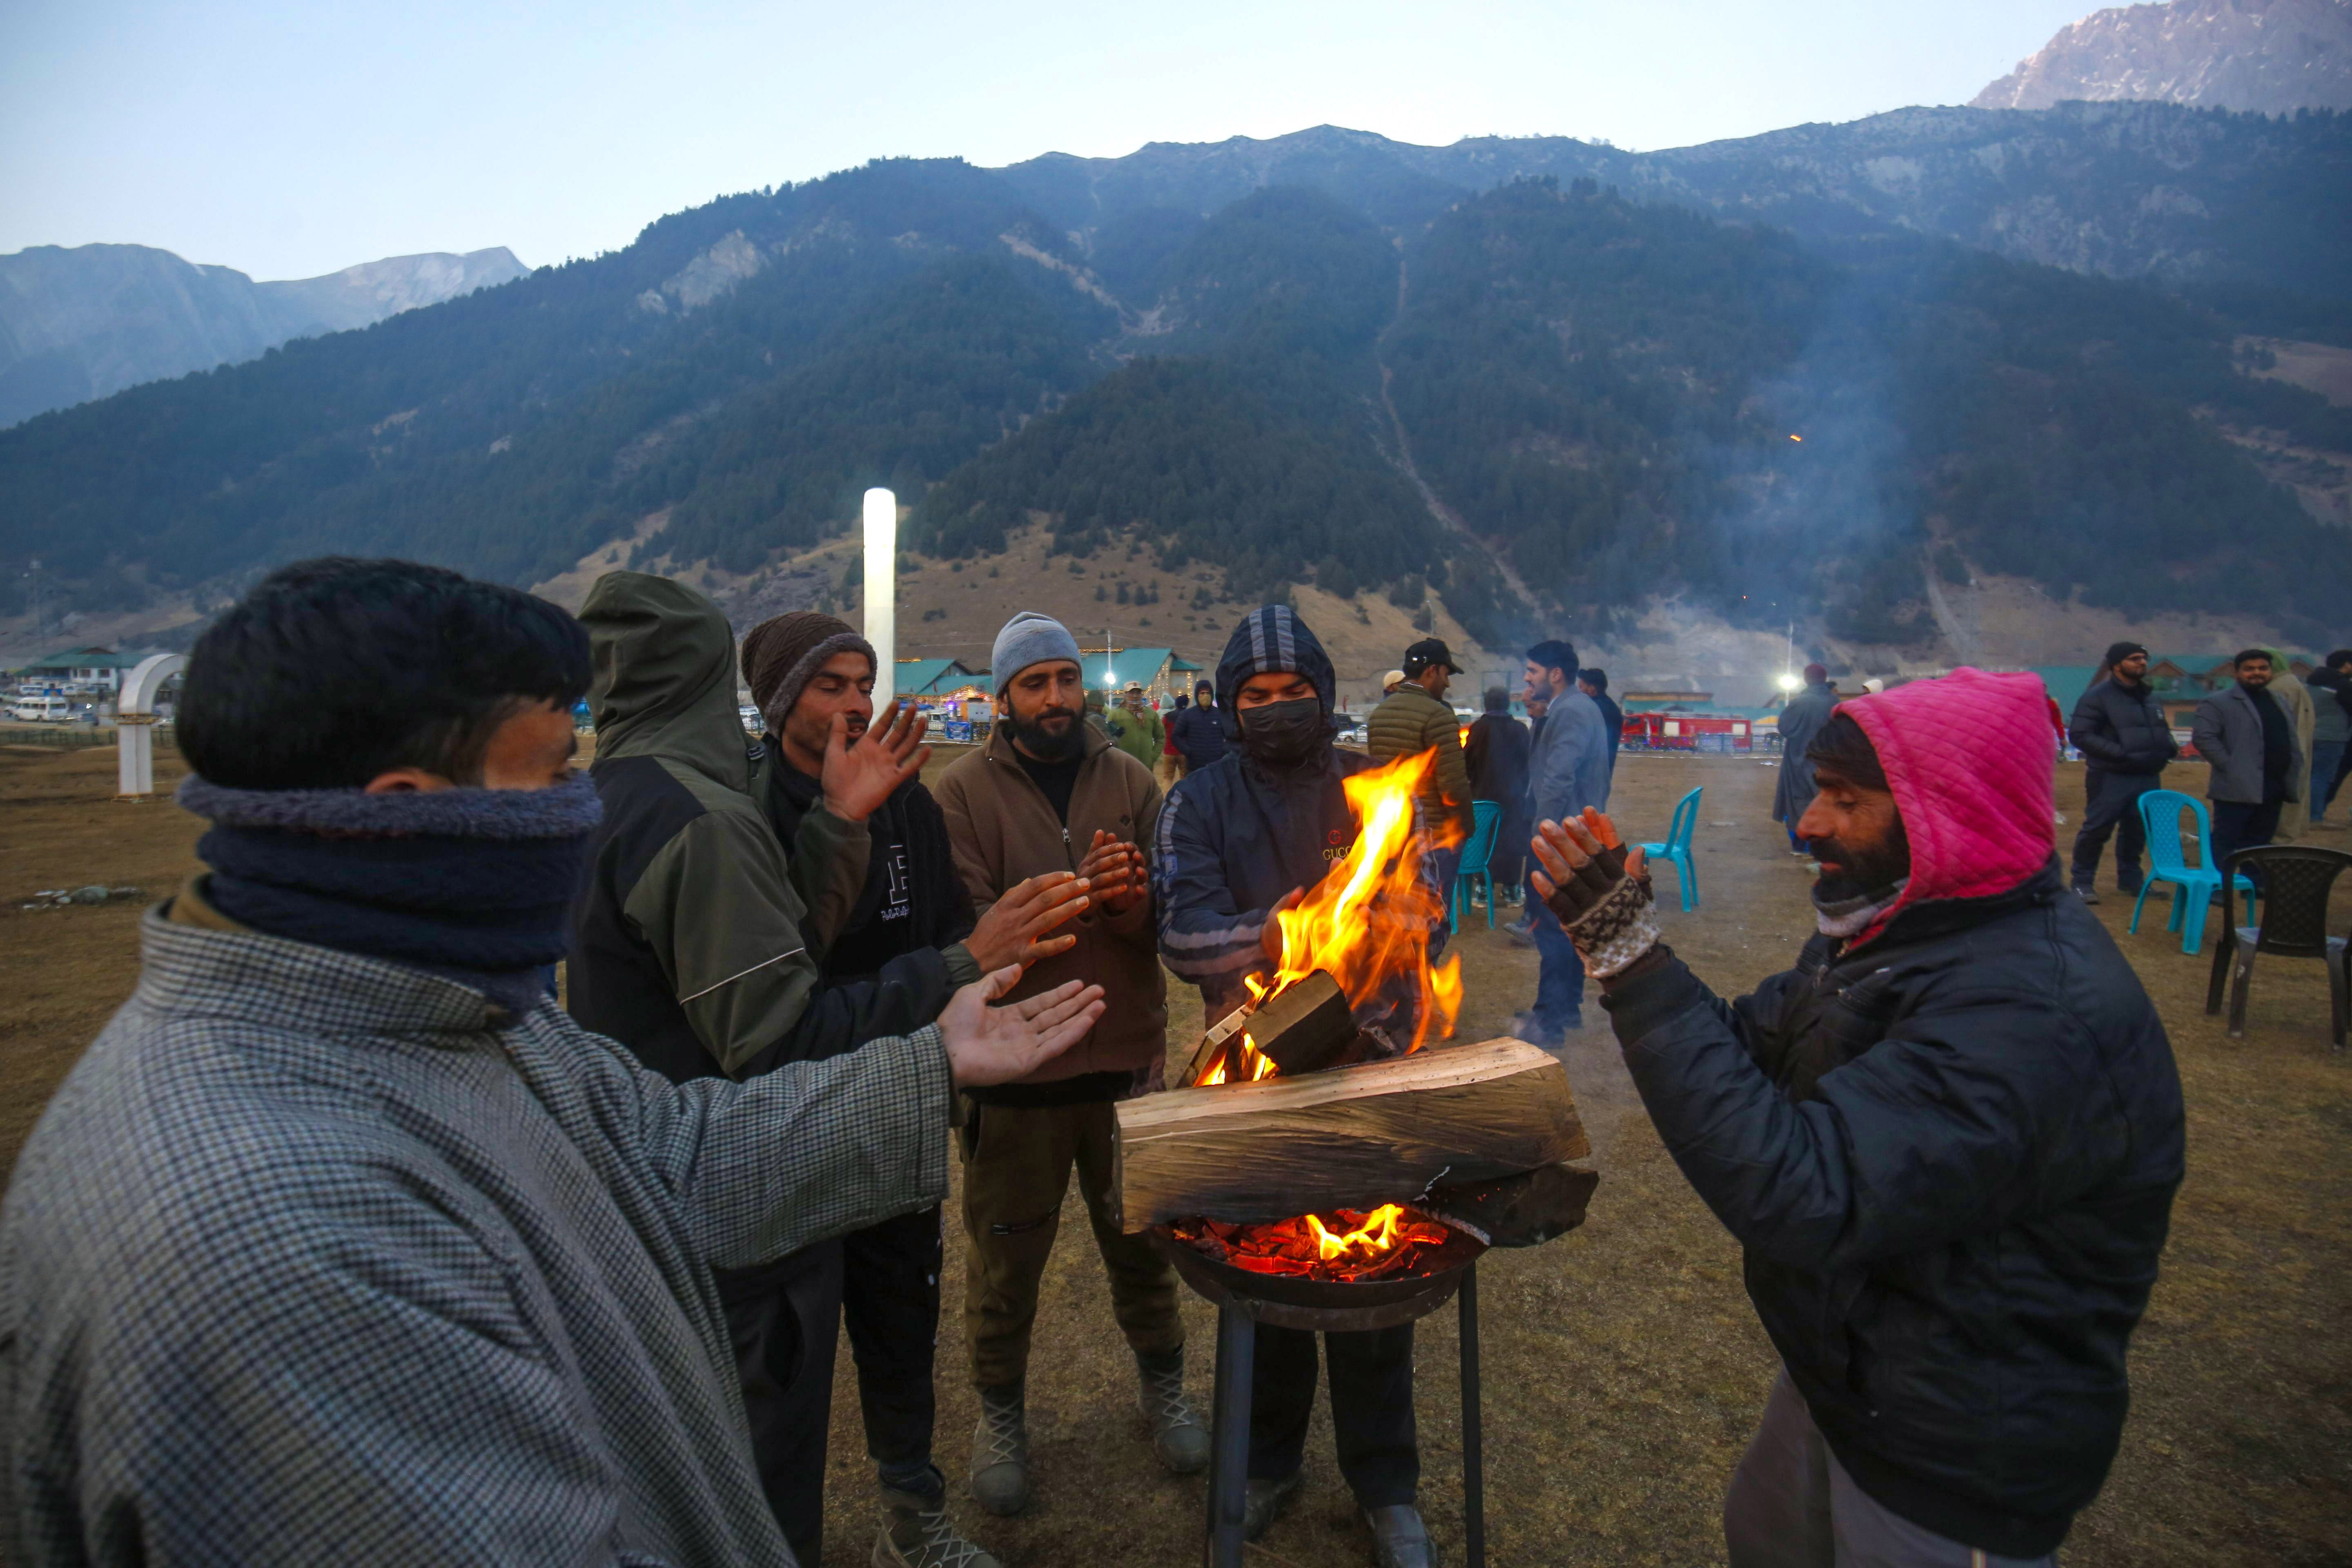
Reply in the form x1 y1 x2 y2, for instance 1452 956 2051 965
736 608 1098 1568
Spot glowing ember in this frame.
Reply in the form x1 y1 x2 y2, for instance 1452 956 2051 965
1243 749 1463 1055
1172 1205 1476 1282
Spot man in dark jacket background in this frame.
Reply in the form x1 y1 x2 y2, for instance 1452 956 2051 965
568 577 1087 1566
2066 641 2177 903
1578 668 1622 787
1169 676 1229 773
1466 686 1531 910
1772 665 1838 854
2305 648 2352 826
1155 606 1441 1568
1529 668 2181 1566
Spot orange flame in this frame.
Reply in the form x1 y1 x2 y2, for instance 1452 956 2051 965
1306 1203 1405 1261
1196 1031 1281 1086
1250 749 1462 1055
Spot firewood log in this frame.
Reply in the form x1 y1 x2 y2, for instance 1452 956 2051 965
1111 1037 1588 1232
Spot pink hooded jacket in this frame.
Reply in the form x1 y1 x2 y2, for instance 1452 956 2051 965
1835 668 2057 949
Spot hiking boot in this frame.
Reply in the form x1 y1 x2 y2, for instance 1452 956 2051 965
2070 883 2101 905
969 1384 1030 1517
1136 1350 1209 1474
1364 1503 1438 1568
876 1471 1001 1568
1243 1469 1302 1540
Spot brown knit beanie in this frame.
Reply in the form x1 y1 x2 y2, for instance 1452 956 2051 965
741 611 875 730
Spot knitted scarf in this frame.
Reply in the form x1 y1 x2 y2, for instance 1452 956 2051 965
1813 877 1910 939
176 773 603 1017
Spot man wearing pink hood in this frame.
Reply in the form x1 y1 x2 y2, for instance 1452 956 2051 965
1529 670 2183 1567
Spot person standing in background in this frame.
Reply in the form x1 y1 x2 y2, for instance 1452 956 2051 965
1504 687 1554 941
1518 638 1610 1043
1579 669 1622 788
2256 648 2317 841
932 612 1205 1520
1773 665 1839 856
1105 679 1166 771
1368 637 1475 889
2193 650 2302 885
2065 642 2176 904
2306 650 2352 827
1169 678 1228 777
1466 686 1532 910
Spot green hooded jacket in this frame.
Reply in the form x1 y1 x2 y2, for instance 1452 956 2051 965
567 571 977 1082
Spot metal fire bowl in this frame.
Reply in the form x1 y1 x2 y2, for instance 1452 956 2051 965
1149 1216 1488 1333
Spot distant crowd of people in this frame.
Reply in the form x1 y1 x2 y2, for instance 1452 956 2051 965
1 557 2191 1568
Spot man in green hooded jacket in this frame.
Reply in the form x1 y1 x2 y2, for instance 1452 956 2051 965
566 572 1089 1567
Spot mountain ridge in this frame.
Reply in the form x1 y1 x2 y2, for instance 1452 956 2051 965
0 243 528 427
1975 0 2352 116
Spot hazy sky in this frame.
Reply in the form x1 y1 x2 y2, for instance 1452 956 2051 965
2 0 2096 281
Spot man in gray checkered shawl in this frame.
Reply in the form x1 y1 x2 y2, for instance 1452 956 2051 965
0 559 1103 1568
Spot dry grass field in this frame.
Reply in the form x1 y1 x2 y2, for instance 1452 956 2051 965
1 739 2347 1565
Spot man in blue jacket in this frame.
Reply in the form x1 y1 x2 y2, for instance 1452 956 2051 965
1530 669 2182 1567
1519 639 1610 1042
1154 606 1439 1568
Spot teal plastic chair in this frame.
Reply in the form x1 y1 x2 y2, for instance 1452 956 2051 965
1639 786 1702 912
2130 789 2257 956
1451 800 1505 933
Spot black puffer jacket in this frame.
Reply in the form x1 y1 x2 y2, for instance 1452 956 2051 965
1602 670 2182 1559
2068 677 2177 775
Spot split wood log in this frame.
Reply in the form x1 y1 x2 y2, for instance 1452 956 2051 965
1173 970 1355 1087
1176 1001 1252 1090
1246 971 1355 1075
1113 1036 1588 1232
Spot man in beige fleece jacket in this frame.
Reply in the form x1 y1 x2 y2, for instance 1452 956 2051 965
933 611 1207 1517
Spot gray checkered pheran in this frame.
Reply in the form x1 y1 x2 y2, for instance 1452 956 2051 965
1 910 951 1566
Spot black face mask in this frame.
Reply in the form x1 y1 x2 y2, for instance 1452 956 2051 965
1238 697 1328 768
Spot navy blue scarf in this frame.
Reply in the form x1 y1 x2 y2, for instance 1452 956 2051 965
176 774 603 1018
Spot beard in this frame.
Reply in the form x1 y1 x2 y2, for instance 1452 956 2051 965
1809 822 1911 904
1007 705 1084 762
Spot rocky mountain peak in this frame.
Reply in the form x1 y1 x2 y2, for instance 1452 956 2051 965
1974 0 2352 115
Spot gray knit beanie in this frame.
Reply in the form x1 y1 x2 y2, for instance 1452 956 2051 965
991 612 1082 696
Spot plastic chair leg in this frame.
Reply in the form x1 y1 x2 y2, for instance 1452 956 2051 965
2226 948 2255 1038
2128 882 2154 935
1682 852 1699 912
2330 954 2348 1051
1482 872 1495 929
2205 925 2232 1014
2181 889 2207 957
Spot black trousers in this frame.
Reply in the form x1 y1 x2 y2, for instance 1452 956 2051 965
718 1204 945 1564
2070 770 2157 887
1249 1324 1419 1509
2210 798 2284 890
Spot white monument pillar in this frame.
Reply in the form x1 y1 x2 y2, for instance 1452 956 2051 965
116 652 187 800
863 487 897 715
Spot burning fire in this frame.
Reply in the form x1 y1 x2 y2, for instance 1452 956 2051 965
1197 1031 1281 1086
1173 1205 1472 1282
1307 1203 1403 1261
1243 749 1463 1054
